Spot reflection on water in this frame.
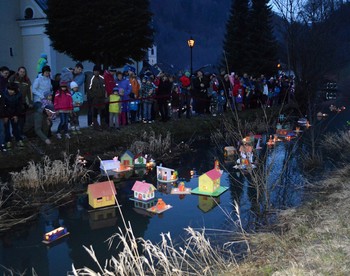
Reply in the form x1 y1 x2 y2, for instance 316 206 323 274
0 140 305 275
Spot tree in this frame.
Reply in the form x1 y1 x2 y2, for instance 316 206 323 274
248 0 278 77
45 0 154 67
222 0 250 74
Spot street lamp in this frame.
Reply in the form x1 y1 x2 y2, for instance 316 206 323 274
187 37 195 76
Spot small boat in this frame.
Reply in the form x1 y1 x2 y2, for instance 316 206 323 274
42 227 70 244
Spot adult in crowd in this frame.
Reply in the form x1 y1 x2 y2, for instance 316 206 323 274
156 74 172 122
36 53 48 76
115 71 131 126
179 71 192 119
192 70 209 115
8 66 32 139
32 65 52 144
87 65 106 131
72 62 85 93
103 66 117 125
0 66 10 93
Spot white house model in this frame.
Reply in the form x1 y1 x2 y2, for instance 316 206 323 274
131 181 156 202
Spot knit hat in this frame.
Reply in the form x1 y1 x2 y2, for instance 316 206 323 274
59 81 68 87
41 53 47 59
70 81 78 89
184 71 190 77
112 86 119 92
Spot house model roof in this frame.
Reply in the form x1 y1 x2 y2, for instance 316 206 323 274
204 169 222 180
121 150 134 159
132 181 156 193
88 181 116 198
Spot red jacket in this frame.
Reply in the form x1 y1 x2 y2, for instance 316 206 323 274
179 75 191 88
54 89 73 111
103 70 116 96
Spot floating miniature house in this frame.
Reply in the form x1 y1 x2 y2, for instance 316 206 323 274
120 150 134 167
147 198 172 214
191 167 228 197
133 153 147 168
100 156 120 175
42 227 70 244
131 181 156 202
156 165 178 183
87 181 117 209
171 181 192 195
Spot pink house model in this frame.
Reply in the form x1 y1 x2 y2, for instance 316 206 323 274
131 181 156 202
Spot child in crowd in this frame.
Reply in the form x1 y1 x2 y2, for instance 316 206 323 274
54 81 73 139
3 83 24 150
42 91 55 138
128 92 139 123
217 90 226 115
236 88 244 111
141 76 155 123
210 90 218 117
70 81 84 134
109 87 121 130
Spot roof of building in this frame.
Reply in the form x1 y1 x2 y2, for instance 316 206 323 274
88 181 116 198
35 0 48 11
203 169 222 180
121 150 134 159
132 181 156 193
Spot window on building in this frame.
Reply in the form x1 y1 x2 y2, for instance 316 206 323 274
24 8 34 19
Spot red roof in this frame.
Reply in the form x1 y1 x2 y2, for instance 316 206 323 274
205 169 222 180
88 181 116 198
132 181 156 193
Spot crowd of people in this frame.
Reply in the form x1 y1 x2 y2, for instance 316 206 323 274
0 54 295 152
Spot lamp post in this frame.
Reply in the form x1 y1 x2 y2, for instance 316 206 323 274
187 37 195 76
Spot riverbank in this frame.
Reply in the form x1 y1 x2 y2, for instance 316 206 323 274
225 158 350 274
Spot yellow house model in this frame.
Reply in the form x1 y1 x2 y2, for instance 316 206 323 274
87 181 117 209
198 169 222 194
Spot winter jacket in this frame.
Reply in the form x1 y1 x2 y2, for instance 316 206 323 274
32 74 52 103
36 57 47 74
115 78 131 97
128 99 139 111
54 89 73 112
157 79 172 99
103 70 116 97
109 94 121 113
129 77 140 98
2 89 23 117
88 75 106 107
141 82 156 103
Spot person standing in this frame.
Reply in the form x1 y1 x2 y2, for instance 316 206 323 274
87 65 106 131
69 81 83 134
3 83 24 150
156 74 172 122
192 70 209 115
54 81 73 139
179 71 192 119
108 87 121 130
8 66 32 139
36 53 48 76
72 62 85 93
32 65 52 144
115 71 131 126
0 66 10 93
141 76 155 123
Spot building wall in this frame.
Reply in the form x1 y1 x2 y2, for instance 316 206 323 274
0 0 22 69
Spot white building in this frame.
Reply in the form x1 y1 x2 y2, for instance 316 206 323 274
0 0 156 80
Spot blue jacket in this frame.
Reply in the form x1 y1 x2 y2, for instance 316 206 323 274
32 74 52 103
71 90 84 112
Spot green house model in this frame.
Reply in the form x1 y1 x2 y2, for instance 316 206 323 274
120 150 134 167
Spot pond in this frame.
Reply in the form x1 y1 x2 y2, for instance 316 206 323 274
0 140 305 275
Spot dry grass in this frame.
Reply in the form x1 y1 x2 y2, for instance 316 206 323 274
321 130 350 163
222 165 350 275
130 130 171 157
10 153 90 192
